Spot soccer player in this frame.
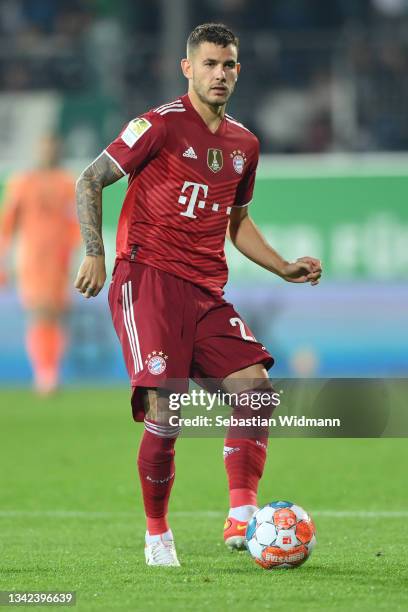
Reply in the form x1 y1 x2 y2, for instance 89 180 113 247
74 23 322 566
0 134 80 394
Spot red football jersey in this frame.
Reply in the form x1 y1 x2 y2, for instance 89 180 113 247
105 93 260 296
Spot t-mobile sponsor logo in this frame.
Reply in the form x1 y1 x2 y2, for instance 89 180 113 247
178 181 231 218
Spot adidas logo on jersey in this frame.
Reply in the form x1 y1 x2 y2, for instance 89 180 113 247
183 146 198 159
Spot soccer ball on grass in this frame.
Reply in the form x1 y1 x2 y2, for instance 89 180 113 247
246 500 316 569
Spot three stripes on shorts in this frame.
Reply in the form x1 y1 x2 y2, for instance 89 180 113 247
121 281 143 373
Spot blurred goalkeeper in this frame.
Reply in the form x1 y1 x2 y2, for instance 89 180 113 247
0 134 80 394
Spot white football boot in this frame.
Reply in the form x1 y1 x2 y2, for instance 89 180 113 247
144 531 180 567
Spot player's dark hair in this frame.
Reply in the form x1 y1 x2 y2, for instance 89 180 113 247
187 23 239 55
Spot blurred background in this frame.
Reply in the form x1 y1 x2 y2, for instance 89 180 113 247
0 0 407 387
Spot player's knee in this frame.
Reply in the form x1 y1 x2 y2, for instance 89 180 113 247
28 306 61 323
229 379 278 420
141 388 181 428
245 384 278 420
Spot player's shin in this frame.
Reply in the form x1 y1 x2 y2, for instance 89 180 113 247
224 387 276 521
137 419 181 538
26 320 65 393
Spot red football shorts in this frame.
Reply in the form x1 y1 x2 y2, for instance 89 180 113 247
108 260 274 420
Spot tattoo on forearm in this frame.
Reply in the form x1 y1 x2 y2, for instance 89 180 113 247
76 153 123 256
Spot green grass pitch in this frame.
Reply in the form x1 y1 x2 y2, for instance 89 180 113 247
1 389 407 611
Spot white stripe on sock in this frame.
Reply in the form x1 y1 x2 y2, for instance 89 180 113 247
144 420 179 431
144 421 181 438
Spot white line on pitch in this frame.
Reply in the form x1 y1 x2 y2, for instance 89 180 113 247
0 510 408 519
313 511 408 518
0 510 222 519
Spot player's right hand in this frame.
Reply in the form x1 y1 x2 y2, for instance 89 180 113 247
74 255 106 298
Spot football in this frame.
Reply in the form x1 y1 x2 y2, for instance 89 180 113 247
246 501 316 569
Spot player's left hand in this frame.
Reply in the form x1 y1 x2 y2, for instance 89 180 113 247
280 257 322 285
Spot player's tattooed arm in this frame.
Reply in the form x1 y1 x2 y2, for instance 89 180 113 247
75 152 123 298
76 152 123 256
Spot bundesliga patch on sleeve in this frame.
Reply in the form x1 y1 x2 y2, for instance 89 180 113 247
121 117 152 148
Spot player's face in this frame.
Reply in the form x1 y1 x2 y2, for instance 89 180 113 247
186 42 240 106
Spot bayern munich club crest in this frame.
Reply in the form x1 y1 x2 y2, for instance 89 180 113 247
230 149 247 174
145 351 168 375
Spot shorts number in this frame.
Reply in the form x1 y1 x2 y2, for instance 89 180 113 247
229 317 255 341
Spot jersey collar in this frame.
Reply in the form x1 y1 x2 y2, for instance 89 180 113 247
182 93 227 138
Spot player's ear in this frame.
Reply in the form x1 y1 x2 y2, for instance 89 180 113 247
181 58 192 80
236 62 241 78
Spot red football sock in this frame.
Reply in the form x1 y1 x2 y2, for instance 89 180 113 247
224 438 268 508
137 421 179 535
224 387 275 509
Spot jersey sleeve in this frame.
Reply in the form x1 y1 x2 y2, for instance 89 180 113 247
233 138 260 207
104 111 166 175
